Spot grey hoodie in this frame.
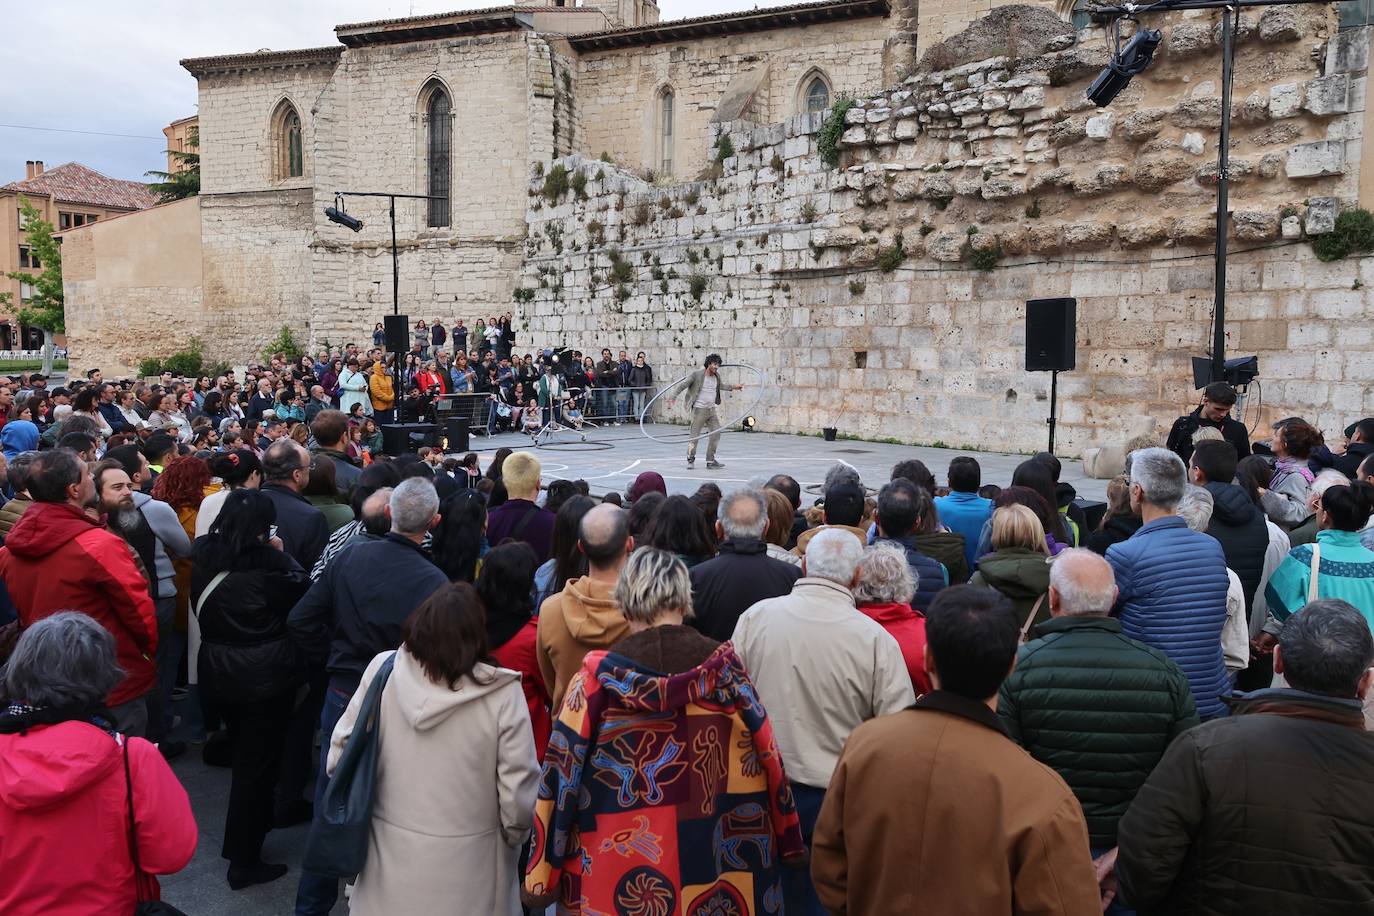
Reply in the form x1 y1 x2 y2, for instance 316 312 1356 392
132 491 192 595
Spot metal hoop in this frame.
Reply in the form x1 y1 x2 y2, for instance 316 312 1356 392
534 439 617 452
637 364 767 446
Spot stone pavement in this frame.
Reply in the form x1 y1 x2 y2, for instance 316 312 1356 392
463 422 1109 503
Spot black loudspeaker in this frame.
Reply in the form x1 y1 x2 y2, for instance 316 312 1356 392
380 422 439 456
383 314 410 353
444 418 469 453
1025 298 1076 372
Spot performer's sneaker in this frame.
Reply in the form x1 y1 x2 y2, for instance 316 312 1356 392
687 459 695 469
707 460 725 469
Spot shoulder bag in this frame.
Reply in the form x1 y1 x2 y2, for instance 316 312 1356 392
191 571 230 619
1019 594 1048 644
123 738 190 915
1308 542 1322 604
302 651 397 879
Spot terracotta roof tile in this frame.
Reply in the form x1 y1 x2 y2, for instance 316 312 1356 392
1 162 156 211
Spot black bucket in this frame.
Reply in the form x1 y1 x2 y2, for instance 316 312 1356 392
822 427 838 441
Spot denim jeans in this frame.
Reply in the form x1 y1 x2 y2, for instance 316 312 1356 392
631 389 648 423
782 782 828 916
293 682 355 916
615 392 629 422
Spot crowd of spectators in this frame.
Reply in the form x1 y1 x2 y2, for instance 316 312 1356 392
1 362 1373 914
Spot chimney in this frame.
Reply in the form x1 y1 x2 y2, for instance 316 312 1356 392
34 161 44 176
25 161 33 179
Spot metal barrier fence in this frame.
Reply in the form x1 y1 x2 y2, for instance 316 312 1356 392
436 385 661 435
578 385 658 425
434 392 494 436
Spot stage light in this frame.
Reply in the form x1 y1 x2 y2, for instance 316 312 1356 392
740 415 756 432
1087 27 1162 108
325 205 363 232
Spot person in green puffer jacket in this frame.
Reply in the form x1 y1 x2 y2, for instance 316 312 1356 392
998 549 1198 863
968 504 1053 632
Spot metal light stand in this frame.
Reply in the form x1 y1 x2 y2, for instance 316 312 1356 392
1079 0 1333 383
1048 369 1060 454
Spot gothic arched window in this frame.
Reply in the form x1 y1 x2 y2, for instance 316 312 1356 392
426 86 452 227
658 87 675 177
803 74 831 115
271 100 304 180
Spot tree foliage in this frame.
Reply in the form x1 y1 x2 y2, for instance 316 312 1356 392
5 197 64 335
145 126 201 203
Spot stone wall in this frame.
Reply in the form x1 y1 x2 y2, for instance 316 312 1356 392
516 12 1374 454
572 16 890 180
64 198 204 374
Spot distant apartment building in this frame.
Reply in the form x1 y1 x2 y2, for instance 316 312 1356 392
0 160 155 349
163 115 199 173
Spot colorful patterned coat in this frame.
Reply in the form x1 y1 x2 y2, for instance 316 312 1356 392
525 641 805 915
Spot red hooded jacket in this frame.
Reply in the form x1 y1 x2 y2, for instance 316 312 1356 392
0 723 198 914
858 601 932 696
0 502 158 706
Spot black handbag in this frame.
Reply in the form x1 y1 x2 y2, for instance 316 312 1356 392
302 652 397 879
123 739 190 916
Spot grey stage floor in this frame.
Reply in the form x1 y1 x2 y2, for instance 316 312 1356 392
463 422 1109 503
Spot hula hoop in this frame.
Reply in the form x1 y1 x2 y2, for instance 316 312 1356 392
535 439 617 452
637 364 767 446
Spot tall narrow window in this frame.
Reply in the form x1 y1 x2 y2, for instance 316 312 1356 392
271 101 305 180
659 88 674 176
805 77 831 114
427 88 452 228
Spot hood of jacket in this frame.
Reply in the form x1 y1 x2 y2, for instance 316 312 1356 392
1054 480 1078 511
857 601 921 625
389 649 520 731
1204 481 1261 527
597 640 748 713
559 576 625 643
1 420 40 457
0 722 119 811
976 548 1052 598
2 501 101 561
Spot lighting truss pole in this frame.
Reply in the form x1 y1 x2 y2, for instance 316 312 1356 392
1080 0 1333 383
328 190 445 315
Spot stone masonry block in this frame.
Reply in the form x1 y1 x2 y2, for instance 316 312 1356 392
1286 141 1345 179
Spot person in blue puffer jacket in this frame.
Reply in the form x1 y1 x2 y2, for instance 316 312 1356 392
1107 447 1232 720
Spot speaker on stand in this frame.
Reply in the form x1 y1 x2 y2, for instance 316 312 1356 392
383 314 410 354
1025 298 1077 454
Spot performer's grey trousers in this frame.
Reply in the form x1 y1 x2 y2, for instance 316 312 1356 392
688 406 721 462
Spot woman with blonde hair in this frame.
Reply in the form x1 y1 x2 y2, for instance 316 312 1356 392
969 503 1053 632
525 547 804 914
763 487 803 567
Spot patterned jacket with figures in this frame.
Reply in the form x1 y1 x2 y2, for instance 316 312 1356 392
525 628 804 915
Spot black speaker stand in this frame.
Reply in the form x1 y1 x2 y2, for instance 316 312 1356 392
1046 369 1059 455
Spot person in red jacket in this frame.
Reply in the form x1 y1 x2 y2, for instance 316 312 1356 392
855 542 933 695
477 542 552 757
0 449 158 735
0 613 198 915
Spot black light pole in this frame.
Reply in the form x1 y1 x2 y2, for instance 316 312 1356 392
324 190 445 420
1081 0 1331 384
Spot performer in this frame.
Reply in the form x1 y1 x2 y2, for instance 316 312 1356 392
1166 380 1252 465
679 353 742 470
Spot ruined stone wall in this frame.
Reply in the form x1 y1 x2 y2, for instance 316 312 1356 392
917 0 1062 59
64 198 204 375
574 17 890 179
518 12 1374 454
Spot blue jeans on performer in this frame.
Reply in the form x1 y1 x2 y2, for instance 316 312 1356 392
783 782 828 916
293 682 354 916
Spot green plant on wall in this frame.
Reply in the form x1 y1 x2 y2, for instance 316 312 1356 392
818 97 856 168
1311 208 1374 262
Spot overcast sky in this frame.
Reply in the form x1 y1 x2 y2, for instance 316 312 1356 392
0 0 797 184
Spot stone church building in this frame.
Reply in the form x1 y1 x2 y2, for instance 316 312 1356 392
63 1 1374 452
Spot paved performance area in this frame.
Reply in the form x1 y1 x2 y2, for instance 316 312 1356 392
465 422 1110 504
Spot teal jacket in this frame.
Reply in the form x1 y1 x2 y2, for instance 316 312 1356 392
998 615 1199 848
1265 529 1374 630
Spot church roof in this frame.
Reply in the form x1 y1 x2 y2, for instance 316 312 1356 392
335 7 533 47
0 162 156 212
181 46 343 77
567 0 890 51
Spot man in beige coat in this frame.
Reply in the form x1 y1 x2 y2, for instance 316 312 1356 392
536 503 632 711
812 585 1101 916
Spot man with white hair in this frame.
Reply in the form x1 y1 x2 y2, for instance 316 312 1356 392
688 487 802 641
1107 448 1231 719
287 476 449 915
999 548 1198 896
731 528 913 916
1177 485 1252 676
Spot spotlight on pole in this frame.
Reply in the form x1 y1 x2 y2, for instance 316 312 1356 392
1087 26 1163 108
324 205 363 233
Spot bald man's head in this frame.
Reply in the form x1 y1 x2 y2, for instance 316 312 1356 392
579 503 631 571
1048 548 1118 617
360 487 394 537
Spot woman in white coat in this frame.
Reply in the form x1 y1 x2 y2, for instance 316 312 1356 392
328 582 539 915
336 357 372 418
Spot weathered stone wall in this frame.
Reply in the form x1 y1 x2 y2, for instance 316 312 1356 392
573 16 890 179
65 198 205 374
517 12 1374 454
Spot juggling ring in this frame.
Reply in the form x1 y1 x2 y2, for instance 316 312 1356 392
637 364 767 446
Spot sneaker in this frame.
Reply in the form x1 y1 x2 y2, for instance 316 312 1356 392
687 459 695 469
707 460 725 469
